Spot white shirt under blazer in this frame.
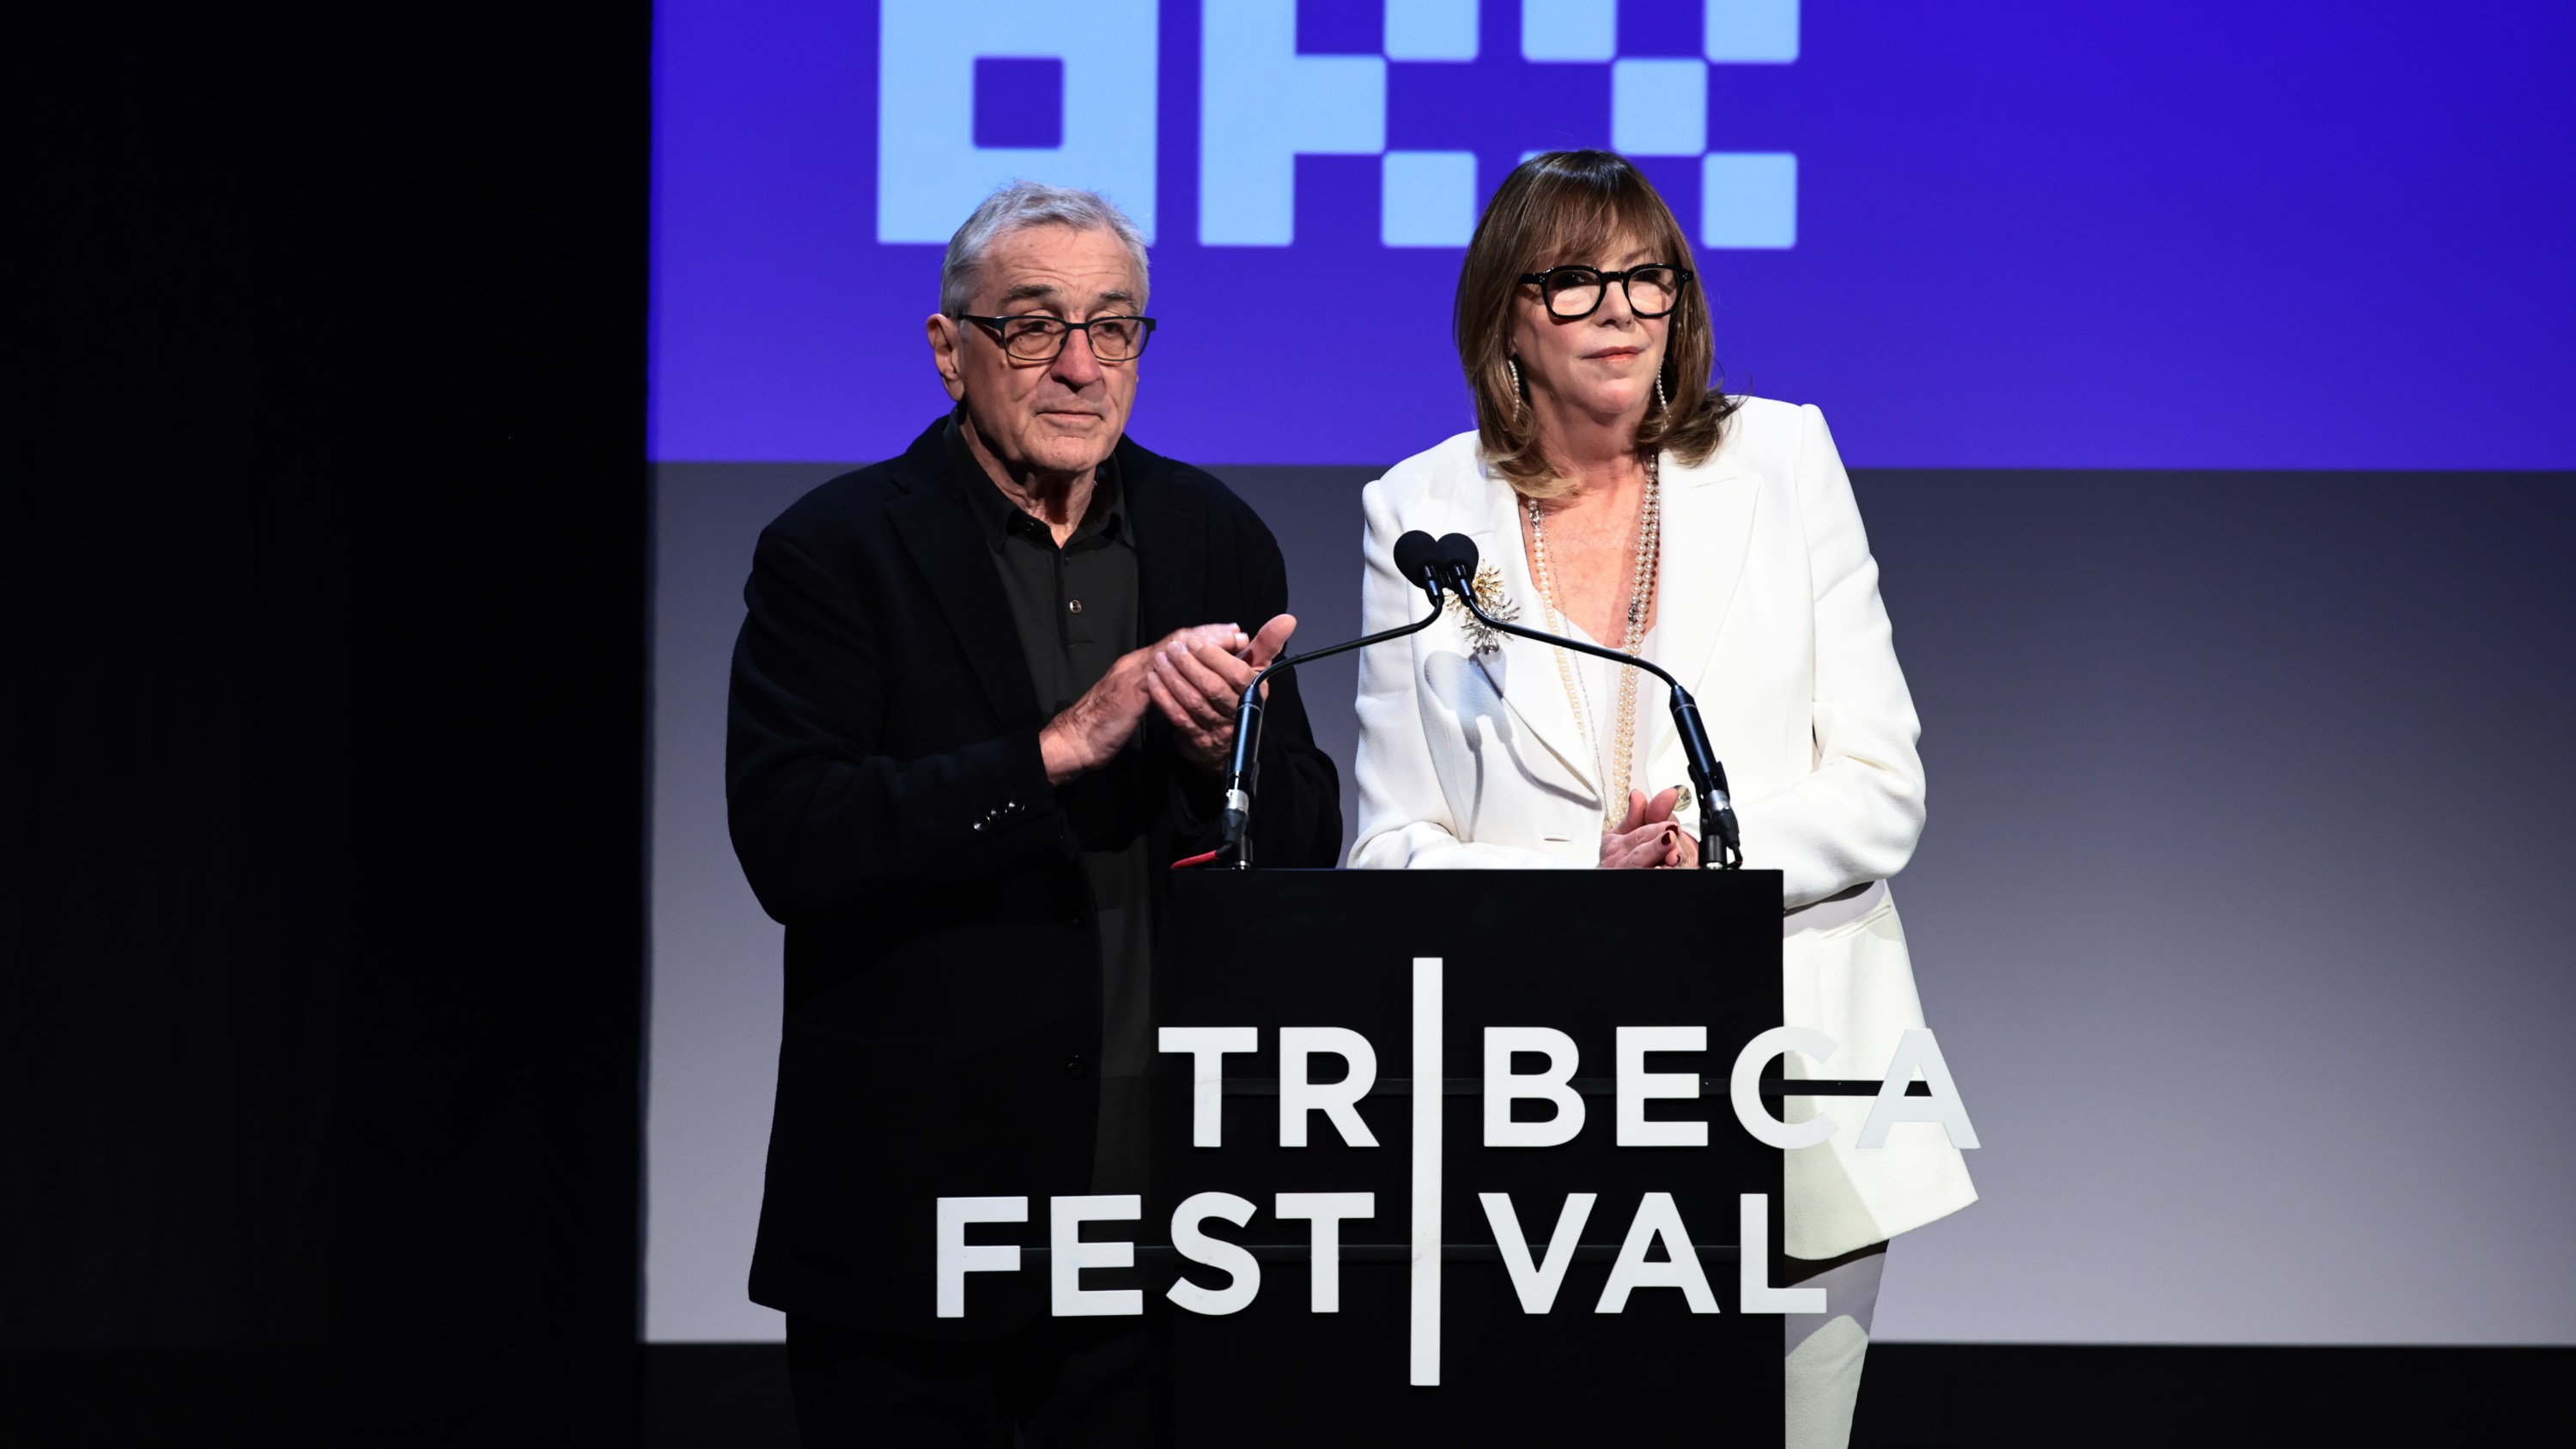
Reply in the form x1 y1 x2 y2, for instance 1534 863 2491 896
1348 398 1976 1258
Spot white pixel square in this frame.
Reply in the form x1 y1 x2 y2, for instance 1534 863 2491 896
1705 0 1800 64
1612 59 1707 156
1701 152 1796 247
1386 0 1479 60
1382 151 1480 247
1522 0 1616 62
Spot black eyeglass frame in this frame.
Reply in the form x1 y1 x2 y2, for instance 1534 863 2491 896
1515 265 1697 320
956 312 1160 362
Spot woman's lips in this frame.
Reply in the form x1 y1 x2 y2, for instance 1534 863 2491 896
1587 348 1642 362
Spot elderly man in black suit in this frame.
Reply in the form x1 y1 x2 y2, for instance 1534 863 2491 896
726 181 1340 1444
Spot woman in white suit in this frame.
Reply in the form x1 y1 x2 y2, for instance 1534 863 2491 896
1348 151 1975 1447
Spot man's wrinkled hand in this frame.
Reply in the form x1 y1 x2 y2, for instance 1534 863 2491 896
1145 614 1297 774
1039 624 1245 783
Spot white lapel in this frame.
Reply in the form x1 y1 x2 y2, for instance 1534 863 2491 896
1465 465 1600 803
1641 444 1760 796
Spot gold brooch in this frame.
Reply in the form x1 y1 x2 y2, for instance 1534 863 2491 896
1445 560 1518 654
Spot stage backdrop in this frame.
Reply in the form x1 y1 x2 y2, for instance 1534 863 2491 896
647 2 2576 1343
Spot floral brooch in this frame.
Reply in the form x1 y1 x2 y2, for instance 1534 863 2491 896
1444 559 1518 654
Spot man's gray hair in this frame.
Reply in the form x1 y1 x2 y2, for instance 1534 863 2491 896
939 181 1151 317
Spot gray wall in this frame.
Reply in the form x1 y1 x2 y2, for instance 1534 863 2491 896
648 460 2576 1344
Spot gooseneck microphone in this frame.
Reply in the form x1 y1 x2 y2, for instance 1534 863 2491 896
1391 528 1447 610
1431 533 1745 870
1219 531 1452 868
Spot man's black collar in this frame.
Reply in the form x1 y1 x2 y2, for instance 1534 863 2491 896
942 411 1129 554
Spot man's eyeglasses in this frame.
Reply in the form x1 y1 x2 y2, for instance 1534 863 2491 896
1516 265 1694 320
957 313 1158 362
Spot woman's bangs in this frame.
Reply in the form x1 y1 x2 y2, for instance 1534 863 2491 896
1525 172 1682 271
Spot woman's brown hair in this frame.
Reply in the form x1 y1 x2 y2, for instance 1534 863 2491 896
1454 150 1738 498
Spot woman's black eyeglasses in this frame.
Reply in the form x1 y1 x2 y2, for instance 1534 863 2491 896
1516 265 1694 320
957 313 1158 362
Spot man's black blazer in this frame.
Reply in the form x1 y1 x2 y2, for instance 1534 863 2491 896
727 418 1340 1336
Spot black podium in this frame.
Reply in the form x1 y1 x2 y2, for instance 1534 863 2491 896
1151 868 1788 1442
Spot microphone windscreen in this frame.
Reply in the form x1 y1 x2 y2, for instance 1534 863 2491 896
1434 533 1481 580
1391 529 1438 584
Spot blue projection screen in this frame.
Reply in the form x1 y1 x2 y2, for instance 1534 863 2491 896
653 1 2575 470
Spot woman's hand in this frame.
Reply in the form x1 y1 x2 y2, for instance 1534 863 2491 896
1599 787 1686 869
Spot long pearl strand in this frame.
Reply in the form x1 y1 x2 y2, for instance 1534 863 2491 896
1526 455 1662 831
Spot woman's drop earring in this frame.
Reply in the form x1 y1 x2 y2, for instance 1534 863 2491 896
1507 356 1526 422
1656 372 1670 412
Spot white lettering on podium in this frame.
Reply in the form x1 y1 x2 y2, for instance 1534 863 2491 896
1157 1025 1258 1148
934 1196 1026 1318
1050 1195 1143 1318
1276 1191 1376 1312
1858 1027 1981 1149
1410 957 1443 1386
1728 1026 1840 1149
1595 1192 1719 1314
1736 1192 1826 1314
1484 1026 1585 1148
1479 1191 1597 1314
937 1021 1979 1336
1279 1026 1379 1148
1616 1026 1709 1147
1167 1191 1261 1315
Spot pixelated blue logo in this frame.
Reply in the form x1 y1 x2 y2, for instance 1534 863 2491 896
879 1 1798 249
878 0 1163 242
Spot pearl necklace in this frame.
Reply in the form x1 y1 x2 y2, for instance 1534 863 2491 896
1526 454 1662 831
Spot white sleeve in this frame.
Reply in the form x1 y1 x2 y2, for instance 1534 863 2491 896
1730 405 1929 907
1346 476 1583 870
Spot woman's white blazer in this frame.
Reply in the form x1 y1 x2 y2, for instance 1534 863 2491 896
1347 398 1975 1257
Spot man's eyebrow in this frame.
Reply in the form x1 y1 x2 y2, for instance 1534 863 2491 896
990 283 1142 314
993 282 1064 310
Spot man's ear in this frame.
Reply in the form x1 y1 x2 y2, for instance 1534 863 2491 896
926 314 967 403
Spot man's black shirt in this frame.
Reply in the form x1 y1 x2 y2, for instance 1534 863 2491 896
946 416 1154 1196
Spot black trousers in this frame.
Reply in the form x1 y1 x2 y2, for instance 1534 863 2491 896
784 1314 1155 1447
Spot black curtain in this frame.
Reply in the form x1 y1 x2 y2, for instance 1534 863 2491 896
7 5 650 1443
